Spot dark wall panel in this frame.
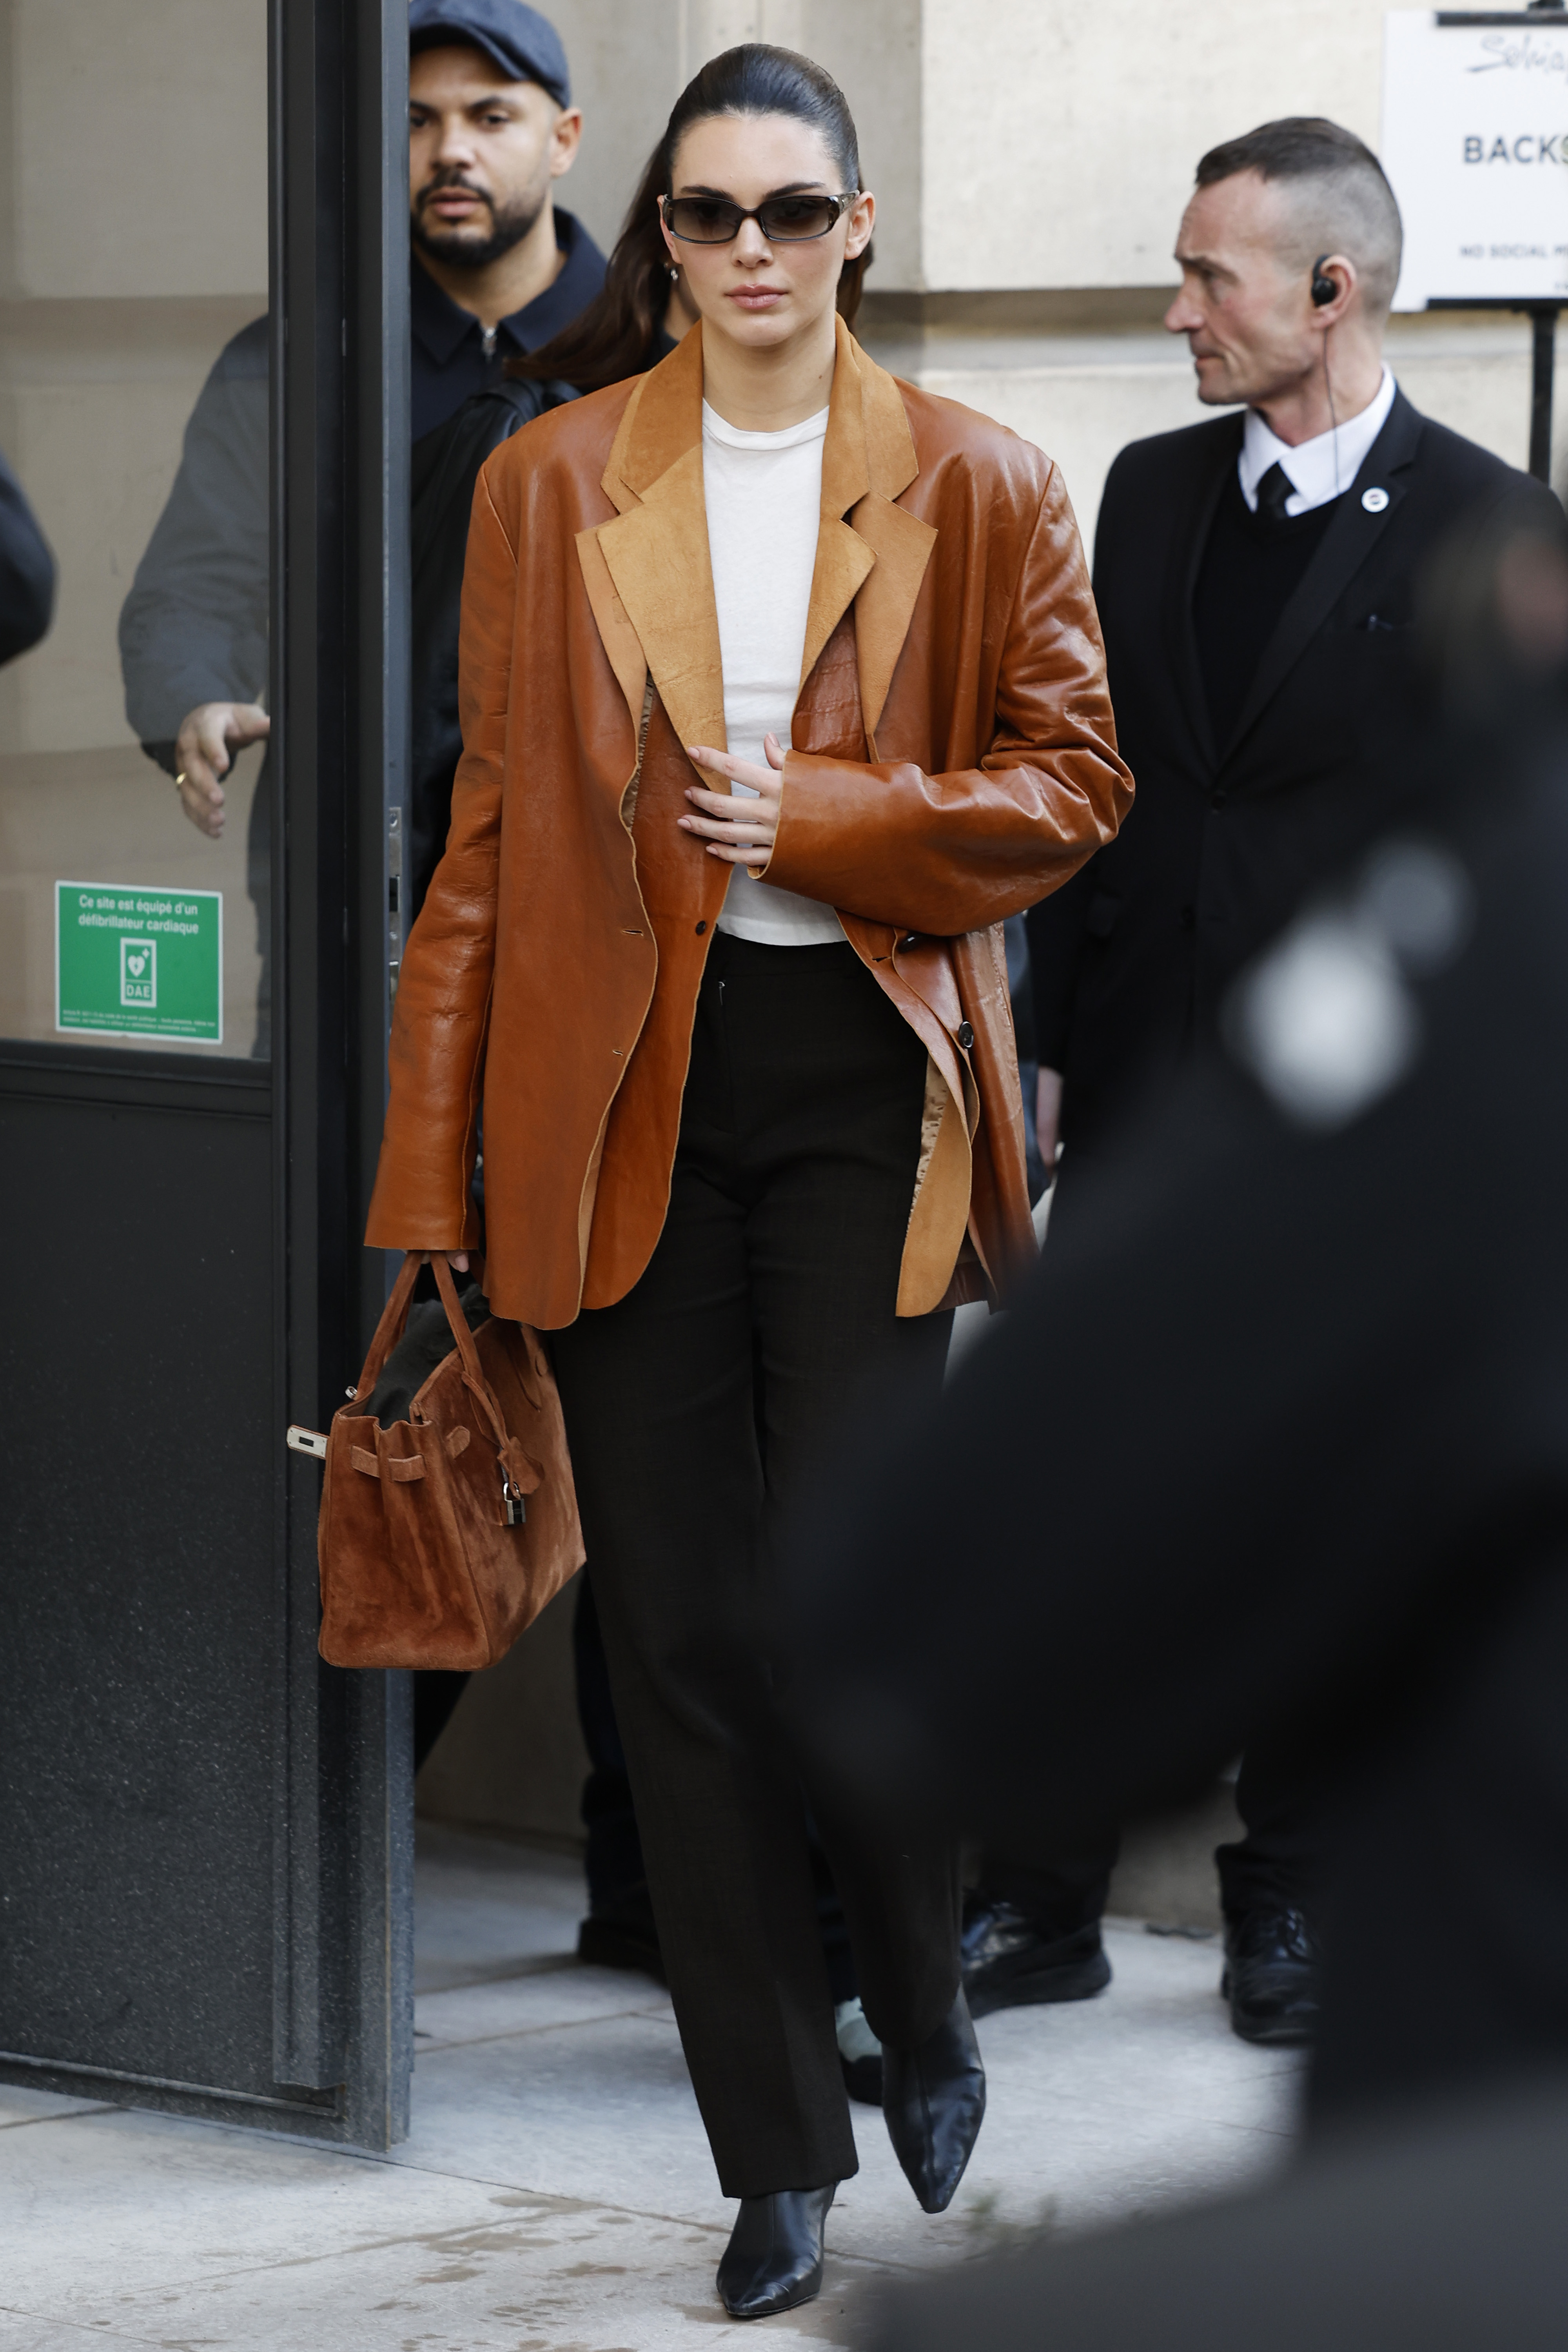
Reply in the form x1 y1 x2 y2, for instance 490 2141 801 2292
0 1091 285 2098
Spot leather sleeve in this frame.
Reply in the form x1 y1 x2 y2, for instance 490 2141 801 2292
762 464 1132 938
364 472 518 1249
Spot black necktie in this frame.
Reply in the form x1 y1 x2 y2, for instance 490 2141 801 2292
1255 461 1296 522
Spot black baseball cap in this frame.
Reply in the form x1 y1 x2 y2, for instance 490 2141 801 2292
408 0 572 110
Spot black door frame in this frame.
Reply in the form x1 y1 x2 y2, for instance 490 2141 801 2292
0 0 414 2151
269 0 415 2150
273 0 416 2148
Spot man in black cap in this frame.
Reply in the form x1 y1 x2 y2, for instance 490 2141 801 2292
407 0 603 438
117 0 605 932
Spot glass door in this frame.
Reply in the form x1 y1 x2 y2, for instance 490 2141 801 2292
0 0 412 2149
0 0 272 1059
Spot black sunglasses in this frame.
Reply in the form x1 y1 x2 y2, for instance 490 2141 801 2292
660 192 858 245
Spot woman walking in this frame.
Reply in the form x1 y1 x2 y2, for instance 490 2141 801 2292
368 44 1131 2319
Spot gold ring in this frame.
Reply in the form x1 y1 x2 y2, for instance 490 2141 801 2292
174 771 187 787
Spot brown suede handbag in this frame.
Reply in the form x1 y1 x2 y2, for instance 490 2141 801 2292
314 1252 584 1670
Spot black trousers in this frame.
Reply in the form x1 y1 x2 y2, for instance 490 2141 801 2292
1216 1729 1322 1919
978 1736 1317 1936
552 933 960 2196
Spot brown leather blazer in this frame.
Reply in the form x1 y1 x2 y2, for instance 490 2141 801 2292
366 319 1132 1327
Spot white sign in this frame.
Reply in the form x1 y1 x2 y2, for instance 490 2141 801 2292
1382 10 1568 307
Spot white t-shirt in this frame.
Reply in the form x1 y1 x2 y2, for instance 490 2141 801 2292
701 400 844 947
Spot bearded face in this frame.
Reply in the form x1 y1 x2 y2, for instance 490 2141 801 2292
411 162 547 272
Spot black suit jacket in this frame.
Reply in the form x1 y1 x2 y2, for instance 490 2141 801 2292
1028 390 1550 1151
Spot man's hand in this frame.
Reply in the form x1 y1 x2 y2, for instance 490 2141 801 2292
1036 1065 1064 1181
172 701 270 838
679 731 784 868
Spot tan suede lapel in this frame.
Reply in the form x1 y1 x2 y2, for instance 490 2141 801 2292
599 368 650 517
843 327 936 747
590 329 727 757
579 320 935 762
850 494 937 746
797 323 875 691
616 323 704 498
575 526 646 732
597 448 728 756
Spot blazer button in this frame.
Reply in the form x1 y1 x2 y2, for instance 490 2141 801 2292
1210 788 1227 810
957 1021 975 1050
695 920 707 935
1180 905 1196 931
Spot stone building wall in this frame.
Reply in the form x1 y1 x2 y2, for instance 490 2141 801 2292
553 0 1563 545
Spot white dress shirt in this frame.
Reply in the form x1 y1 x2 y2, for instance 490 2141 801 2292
1239 368 1397 517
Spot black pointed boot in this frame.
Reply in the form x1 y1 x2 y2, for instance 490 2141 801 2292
882 1986 987 2214
716 2183 836 2319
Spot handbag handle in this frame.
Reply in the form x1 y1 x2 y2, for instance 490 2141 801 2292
347 1251 526 1481
429 1253 532 1488
347 1250 425 1404
346 1250 503 1430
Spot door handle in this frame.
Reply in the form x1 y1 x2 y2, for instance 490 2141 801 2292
388 804 403 1003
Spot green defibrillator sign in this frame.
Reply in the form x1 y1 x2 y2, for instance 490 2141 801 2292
55 880 223 1044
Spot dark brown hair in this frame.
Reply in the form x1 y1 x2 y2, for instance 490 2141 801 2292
510 45 870 395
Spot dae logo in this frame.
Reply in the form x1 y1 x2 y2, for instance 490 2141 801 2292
120 936 156 1007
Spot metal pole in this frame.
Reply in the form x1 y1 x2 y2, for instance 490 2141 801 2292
1529 305 1557 485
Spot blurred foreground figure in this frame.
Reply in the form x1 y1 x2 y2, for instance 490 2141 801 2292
865 2082 1568 2350
788 506 1568 2343
1010 117 1555 2047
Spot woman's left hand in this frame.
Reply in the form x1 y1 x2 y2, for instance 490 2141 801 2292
679 732 784 868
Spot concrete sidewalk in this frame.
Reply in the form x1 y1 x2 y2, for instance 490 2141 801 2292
0 1824 1301 2349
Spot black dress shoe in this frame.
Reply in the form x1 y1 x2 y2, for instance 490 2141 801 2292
1221 1906 1320 2046
882 1987 987 2213
716 2184 835 2319
960 1898 1112 2020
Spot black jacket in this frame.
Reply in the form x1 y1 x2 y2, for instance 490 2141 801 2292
407 373 575 920
0 443 55 668
1029 390 1550 1151
409 212 603 440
